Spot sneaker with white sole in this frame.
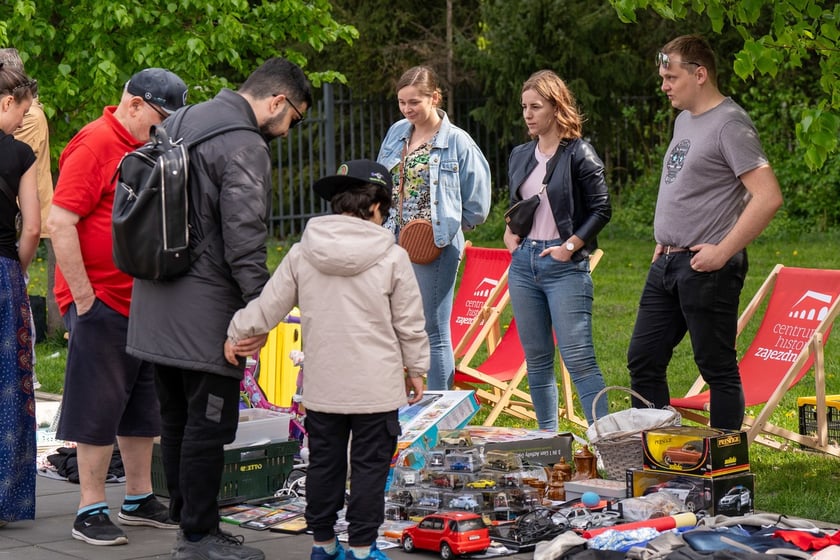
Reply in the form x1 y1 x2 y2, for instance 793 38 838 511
172 528 265 560
72 512 128 546
118 495 178 529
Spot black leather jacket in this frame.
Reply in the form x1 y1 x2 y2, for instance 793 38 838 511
507 138 611 258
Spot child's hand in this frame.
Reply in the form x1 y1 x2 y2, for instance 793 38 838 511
223 333 268 365
405 375 425 404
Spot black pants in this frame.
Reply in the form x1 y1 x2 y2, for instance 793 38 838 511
154 365 240 534
627 250 748 429
304 409 400 547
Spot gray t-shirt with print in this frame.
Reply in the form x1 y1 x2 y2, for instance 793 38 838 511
654 97 769 247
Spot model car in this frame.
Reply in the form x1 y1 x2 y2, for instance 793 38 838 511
402 511 490 559
447 495 480 511
717 485 751 515
428 452 446 468
449 461 472 472
466 479 497 489
430 474 452 488
417 496 442 509
642 477 711 513
662 440 703 466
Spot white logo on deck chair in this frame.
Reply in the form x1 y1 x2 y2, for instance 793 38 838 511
789 290 832 321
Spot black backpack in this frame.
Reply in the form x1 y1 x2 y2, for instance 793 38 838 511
112 106 258 280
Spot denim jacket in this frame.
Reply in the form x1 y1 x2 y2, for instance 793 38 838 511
508 138 611 258
377 110 492 249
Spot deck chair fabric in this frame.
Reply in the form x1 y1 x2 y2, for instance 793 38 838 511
453 248 604 428
670 265 840 456
450 242 512 360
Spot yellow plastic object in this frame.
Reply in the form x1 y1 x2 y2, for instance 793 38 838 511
257 308 302 407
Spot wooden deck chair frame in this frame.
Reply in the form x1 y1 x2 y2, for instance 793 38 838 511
453 248 603 428
671 264 840 457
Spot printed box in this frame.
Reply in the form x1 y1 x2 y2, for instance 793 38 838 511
442 426 573 466
626 468 754 517
642 426 749 477
564 478 627 502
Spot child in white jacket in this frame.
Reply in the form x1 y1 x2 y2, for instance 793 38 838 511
225 160 429 560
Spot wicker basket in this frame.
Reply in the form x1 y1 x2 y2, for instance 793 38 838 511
585 386 681 480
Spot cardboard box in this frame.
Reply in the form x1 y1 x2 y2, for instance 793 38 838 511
442 426 573 466
232 408 291 448
396 391 480 453
564 478 627 501
626 468 755 516
386 391 480 491
642 426 750 477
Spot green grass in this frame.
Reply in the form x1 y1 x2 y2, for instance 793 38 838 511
30 228 840 524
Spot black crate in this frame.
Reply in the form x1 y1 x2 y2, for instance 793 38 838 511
152 440 299 501
797 400 840 444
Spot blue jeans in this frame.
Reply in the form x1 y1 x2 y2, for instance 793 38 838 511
412 243 462 390
508 239 607 429
627 250 747 430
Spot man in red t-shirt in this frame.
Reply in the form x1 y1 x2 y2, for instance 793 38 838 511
47 68 187 547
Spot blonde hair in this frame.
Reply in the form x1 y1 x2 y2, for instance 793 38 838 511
521 70 582 139
396 66 442 108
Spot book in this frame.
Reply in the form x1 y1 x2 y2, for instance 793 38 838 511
269 515 308 534
221 506 277 525
241 510 303 531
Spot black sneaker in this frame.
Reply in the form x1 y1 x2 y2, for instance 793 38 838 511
72 512 128 546
172 529 265 560
118 496 178 529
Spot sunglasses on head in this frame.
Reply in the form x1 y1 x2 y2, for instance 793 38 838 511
656 52 701 69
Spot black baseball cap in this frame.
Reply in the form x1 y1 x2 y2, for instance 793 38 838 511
125 68 188 114
313 159 393 201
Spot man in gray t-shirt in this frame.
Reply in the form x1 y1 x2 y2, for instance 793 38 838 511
627 34 783 430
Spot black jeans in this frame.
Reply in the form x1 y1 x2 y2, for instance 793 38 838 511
154 365 240 534
304 409 400 547
627 249 747 429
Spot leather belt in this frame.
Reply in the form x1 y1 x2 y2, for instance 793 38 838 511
662 245 691 254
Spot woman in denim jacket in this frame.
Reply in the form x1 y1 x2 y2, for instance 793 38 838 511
377 66 491 390
504 70 611 429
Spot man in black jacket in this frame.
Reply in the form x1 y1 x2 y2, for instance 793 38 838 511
126 57 312 560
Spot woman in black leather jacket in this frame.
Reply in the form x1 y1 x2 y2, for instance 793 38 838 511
503 70 611 429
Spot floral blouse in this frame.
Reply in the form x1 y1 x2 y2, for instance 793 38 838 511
384 135 438 234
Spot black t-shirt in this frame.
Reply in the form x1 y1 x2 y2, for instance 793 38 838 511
0 131 36 260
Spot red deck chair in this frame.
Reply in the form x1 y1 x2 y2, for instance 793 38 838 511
671 265 840 456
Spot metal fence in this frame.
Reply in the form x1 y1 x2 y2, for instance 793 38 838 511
268 83 508 239
268 84 662 239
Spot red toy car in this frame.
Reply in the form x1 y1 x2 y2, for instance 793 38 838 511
402 511 491 559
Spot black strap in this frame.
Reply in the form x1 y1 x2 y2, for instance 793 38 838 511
541 139 569 187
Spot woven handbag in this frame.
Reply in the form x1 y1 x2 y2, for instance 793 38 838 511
585 386 681 480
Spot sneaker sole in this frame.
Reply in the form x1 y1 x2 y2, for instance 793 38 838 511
117 511 179 529
71 528 129 546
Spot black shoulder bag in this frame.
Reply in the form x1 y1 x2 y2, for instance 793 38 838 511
504 141 567 237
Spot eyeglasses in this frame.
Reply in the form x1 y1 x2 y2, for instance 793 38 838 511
274 93 306 129
656 52 701 69
146 100 168 121
285 96 305 129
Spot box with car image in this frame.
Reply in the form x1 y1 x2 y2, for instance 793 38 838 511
642 426 750 477
627 468 755 517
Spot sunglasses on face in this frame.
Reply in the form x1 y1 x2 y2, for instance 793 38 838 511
286 97 305 129
656 52 701 69
146 101 168 120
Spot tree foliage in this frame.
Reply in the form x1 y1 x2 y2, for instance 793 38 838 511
609 0 840 169
1 0 357 158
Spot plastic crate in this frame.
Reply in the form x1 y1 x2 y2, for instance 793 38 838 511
797 395 840 444
152 440 299 501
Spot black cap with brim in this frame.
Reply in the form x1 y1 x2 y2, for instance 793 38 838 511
126 67 188 114
313 159 393 201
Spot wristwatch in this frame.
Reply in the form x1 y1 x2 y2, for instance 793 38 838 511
565 242 576 252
